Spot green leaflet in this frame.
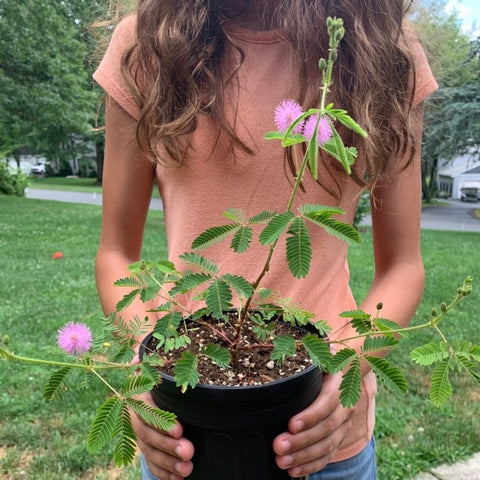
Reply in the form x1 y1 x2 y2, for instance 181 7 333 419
302 334 332 369
298 203 345 217
326 107 368 137
153 312 183 337
126 397 176 432
271 335 296 364
248 210 276 224
43 366 72 402
169 272 212 297
303 215 360 245
259 212 295 245
339 356 362 408
115 289 140 312
87 397 123 454
410 342 450 366
222 274 254 298
231 225 253 253
339 309 371 319
222 208 246 223
113 276 144 288
191 224 239 250
179 252 219 275
365 355 407 395
430 358 453 407
112 403 137 467
175 351 200 392
205 279 233 319
201 344 231 368
286 217 312 279
328 348 357 374
123 374 155 398
362 336 399 353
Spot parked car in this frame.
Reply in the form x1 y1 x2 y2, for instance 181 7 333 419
30 161 47 175
460 187 480 202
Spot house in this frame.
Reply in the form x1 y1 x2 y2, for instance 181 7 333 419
437 150 480 199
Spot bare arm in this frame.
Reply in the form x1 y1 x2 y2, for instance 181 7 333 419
95 97 157 341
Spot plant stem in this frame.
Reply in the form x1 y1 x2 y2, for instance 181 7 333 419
0 348 130 371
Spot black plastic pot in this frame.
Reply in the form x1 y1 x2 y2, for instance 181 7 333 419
140 332 323 480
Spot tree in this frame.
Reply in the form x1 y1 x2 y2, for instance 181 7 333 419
410 0 480 201
0 1 92 168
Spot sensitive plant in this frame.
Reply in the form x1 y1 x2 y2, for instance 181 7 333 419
1 17 479 467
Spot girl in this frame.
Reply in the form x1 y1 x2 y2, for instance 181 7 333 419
93 1 438 479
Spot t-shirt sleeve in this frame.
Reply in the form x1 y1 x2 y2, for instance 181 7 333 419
93 15 140 120
408 31 439 106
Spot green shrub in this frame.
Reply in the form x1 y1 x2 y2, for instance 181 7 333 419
0 161 30 196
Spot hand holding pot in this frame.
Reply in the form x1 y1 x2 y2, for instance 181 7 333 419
273 373 355 478
131 391 195 480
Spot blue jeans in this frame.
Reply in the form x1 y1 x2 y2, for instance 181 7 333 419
141 437 376 480
307 437 377 480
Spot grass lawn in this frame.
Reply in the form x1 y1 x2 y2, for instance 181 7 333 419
1 195 479 479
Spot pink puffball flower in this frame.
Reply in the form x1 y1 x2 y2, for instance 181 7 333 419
303 115 332 145
274 99 304 133
57 322 93 356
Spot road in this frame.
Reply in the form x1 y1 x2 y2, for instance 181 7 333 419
25 188 480 232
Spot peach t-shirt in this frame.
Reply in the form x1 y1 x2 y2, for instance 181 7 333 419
94 15 438 462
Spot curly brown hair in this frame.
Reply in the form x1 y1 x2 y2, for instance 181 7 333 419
117 0 417 190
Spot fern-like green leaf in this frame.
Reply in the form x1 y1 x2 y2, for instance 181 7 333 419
259 212 295 245
339 309 371 319
116 289 140 312
43 366 72 402
87 397 123 454
222 208 246 223
169 273 211 297
191 224 239 250
304 215 360 245
205 279 233 319
454 356 480 387
410 342 450 366
179 252 219 275
222 274 254 298
114 276 144 288
362 336 399 353
139 361 162 385
248 210 277 224
326 108 368 137
365 355 407 394
154 260 177 274
374 317 403 335
330 128 351 174
302 334 332 369
175 351 200 392
112 403 137 467
201 344 231 368
307 131 319 180
123 375 155 398
339 357 362 408
153 312 183 338
286 217 312 279
328 348 357 374
126 397 177 431
429 358 453 407
231 225 253 253
298 203 345 217
271 335 296 364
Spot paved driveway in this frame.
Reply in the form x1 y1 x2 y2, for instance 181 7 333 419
25 189 480 233
360 199 480 233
